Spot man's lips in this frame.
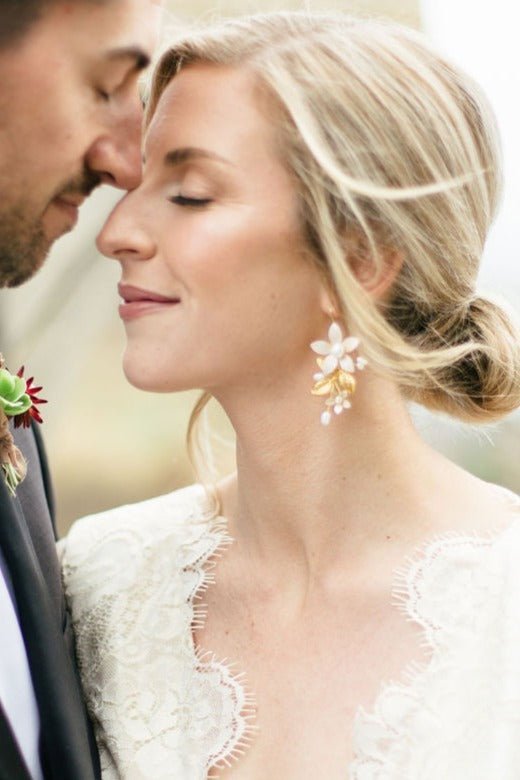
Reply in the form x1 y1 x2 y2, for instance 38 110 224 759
56 194 87 208
47 197 82 234
118 284 181 321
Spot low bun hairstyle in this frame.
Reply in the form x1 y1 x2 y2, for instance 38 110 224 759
389 294 520 422
146 11 519 471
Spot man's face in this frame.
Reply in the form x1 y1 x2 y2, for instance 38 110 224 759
0 0 160 287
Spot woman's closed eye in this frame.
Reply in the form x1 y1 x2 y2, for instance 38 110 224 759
170 195 213 208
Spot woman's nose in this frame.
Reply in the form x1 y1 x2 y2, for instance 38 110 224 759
96 191 155 262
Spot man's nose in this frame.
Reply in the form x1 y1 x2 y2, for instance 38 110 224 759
86 101 143 190
96 190 155 263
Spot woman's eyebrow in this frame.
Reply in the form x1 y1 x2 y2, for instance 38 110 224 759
163 147 234 168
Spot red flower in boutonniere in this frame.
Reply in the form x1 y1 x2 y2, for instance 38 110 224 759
0 355 46 496
14 367 47 428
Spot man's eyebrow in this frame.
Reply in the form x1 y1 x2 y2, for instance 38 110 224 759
106 46 151 71
162 147 234 168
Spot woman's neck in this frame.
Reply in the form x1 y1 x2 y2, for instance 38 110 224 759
215 367 445 586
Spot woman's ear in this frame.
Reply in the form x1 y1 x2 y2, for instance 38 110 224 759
347 234 404 301
316 234 404 317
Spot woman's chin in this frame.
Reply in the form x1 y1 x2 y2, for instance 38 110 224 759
121 355 159 392
123 372 162 393
121 357 196 394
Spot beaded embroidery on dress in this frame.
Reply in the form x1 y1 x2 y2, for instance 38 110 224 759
59 485 520 779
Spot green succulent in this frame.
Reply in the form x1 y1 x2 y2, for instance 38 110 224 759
0 368 31 417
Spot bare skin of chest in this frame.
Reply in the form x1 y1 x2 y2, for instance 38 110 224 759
196 474 515 778
196 574 424 779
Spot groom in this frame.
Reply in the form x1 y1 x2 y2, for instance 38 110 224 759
0 1 159 777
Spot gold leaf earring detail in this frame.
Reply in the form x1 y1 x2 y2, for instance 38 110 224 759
310 322 367 426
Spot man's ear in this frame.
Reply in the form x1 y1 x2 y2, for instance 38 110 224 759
347 233 404 301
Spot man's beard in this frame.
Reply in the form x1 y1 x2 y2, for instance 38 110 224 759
0 204 50 288
0 168 101 288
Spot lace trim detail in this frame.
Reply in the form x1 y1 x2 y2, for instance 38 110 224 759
184 515 257 772
350 488 520 779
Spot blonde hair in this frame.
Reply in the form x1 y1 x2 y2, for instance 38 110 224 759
146 11 520 478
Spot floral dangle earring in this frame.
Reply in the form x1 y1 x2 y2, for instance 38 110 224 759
310 321 367 426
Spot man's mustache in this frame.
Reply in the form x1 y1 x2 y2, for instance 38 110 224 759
55 168 102 201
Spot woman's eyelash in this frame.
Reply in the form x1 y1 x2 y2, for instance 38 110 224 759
170 195 213 207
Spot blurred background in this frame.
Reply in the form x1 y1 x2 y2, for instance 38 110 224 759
0 0 518 534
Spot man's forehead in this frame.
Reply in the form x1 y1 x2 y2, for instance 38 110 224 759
46 0 162 57
51 0 163 32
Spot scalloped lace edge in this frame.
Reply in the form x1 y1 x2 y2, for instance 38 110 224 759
186 487 520 777
350 486 520 777
185 512 258 774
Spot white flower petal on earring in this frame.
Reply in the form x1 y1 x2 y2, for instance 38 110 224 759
311 324 360 364
356 357 368 370
340 355 355 373
321 354 338 375
343 336 360 352
328 322 343 344
321 411 332 426
310 340 332 356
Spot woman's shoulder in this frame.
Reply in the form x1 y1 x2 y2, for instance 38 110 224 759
61 482 206 549
429 483 520 577
489 485 520 563
58 483 225 602
475 483 520 557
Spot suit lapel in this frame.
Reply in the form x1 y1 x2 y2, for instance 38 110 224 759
13 425 62 616
31 423 55 524
0 477 99 780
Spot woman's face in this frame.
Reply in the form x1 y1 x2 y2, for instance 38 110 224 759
97 63 326 394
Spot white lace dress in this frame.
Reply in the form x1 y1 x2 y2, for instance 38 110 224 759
58 483 520 780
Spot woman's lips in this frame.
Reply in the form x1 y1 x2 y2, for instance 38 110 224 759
117 284 181 321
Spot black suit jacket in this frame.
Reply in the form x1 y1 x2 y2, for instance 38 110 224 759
0 423 100 780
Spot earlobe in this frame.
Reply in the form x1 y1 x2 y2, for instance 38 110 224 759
318 283 340 320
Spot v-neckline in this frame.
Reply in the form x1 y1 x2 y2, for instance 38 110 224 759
186 485 520 777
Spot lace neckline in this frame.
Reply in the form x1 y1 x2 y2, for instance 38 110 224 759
183 507 257 774
186 485 520 777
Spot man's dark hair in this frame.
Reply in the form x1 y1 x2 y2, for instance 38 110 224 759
0 0 48 47
0 0 108 49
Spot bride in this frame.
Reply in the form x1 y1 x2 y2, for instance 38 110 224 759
59 11 520 779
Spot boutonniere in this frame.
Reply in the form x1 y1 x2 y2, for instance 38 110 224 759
0 354 47 497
